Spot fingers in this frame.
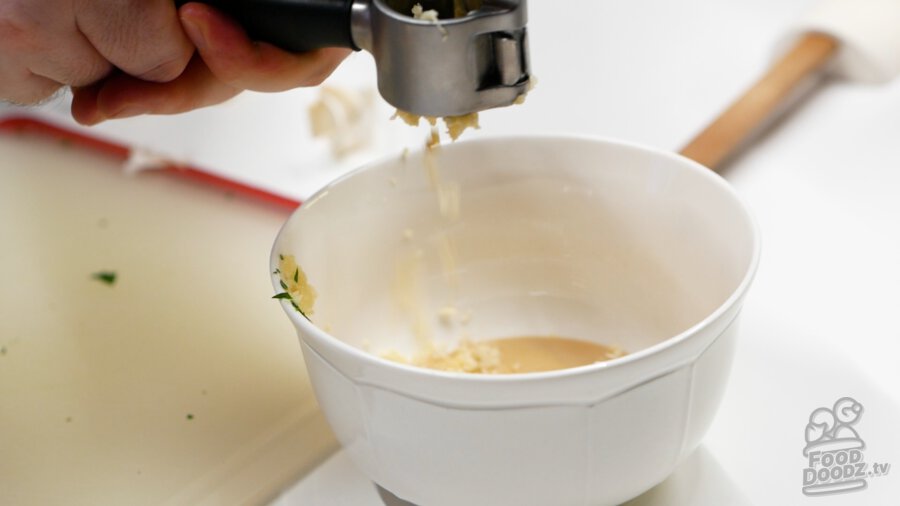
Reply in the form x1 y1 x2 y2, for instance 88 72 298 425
71 55 240 125
74 0 194 82
70 84 102 125
178 2 351 92
69 1 352 125
26 31 112 87
0 0 110 102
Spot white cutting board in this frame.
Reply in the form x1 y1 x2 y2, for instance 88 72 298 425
0 132 336 505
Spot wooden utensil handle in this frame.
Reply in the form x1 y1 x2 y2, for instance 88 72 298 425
680 32 839 171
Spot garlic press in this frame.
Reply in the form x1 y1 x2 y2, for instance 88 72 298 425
179 0 531 117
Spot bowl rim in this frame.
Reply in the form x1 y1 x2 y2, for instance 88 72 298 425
271 133 761 383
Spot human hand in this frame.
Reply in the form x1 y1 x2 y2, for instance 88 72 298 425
0 0 193 105
71 2 351 125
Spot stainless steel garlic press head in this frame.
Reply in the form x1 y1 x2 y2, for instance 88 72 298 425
354 0 530 117
180 0 531 117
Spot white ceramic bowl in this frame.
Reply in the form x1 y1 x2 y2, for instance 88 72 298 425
271 136 759 506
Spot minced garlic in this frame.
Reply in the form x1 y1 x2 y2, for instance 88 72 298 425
411 3 440 22
392 4 482 141
383 339 502 374
393 111 478 142
444 113 480 140
383 336 627 374
393 110 436 128
277 254 317 317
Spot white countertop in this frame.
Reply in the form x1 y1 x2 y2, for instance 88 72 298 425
3 0 899 504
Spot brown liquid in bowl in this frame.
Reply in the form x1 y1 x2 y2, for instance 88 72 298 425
384 336 625 374
486 336 625 373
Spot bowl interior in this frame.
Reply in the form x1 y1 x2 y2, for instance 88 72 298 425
274 137 755 361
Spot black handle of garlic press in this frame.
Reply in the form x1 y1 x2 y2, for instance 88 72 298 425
175 0 358 52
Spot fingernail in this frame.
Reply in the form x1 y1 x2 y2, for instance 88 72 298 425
108 103 146 119
71 87 104 126
73 109 104 126
180 17 208 51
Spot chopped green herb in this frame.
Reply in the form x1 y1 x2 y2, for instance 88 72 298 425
92 271 117 285
273 293 310 321
186 414 194 420
279 279 288 290
293 268 299 283
273 268 281 275
279 254 284 261
289 300 310 321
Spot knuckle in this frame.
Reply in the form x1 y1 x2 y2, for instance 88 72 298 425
137 54 190 82
85 0 190 81
67 59 112 87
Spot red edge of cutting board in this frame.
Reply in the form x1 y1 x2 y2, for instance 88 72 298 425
0 115 302 210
